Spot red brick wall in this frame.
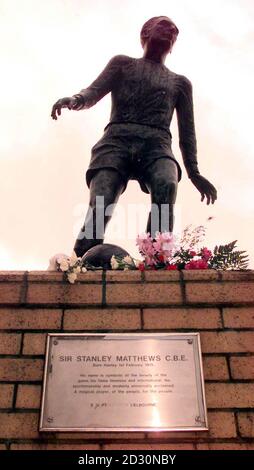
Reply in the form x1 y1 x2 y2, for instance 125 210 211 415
0 269 254 450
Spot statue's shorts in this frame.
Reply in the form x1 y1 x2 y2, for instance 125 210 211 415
86 122 182 195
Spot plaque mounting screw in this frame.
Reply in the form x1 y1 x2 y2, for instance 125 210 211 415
187 339 193 345
53 340 58 346
195 416 201 423
47 417 54 423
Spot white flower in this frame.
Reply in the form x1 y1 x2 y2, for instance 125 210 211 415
47 253 70 271
123 255 133 264
69 251 78 267
59 259 69 272
81 267 87 273
67 272 78 284
110 255 119 270
73 266 81 273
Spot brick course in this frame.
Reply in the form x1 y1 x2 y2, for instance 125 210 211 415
186 281 254 304
223 307 254 328
230 356 254 379
237 412 254 437
64 308 141 330
0 333 21 354
143 308 222 330
0 308 62 329
0 358 44 381
106 283 182 305
0 384 14 408
0 269 253 450
22 333 47 355
16 385 42 409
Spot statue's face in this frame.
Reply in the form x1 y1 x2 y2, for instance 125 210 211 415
141 17 178 53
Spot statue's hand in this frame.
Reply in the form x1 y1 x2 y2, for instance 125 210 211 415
51 97 78 120
190 174 217 205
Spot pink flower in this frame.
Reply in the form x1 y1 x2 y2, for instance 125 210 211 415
160 232 174 242
162 241 174 253
145 256 157 267
136 231 177 268
154 232 172 248
153 232 176 259
136 233 156 259
201 247 212 261
138 262 145 271
197 259 208 269
136 233 151 250
166 264 178 270
185 261 195 270
185 259 208 270
153 240 163 252
189 250 197 257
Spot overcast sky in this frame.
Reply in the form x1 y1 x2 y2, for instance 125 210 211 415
0 0 253 269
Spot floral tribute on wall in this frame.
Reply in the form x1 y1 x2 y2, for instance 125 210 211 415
111 225 249 272
48 225 249 283
48 251 86 283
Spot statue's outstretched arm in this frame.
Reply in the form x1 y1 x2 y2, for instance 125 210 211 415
176 76 217 205
72 55 122 110
51 55 122 120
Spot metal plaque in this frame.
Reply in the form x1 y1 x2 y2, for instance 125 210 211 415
40 333 208 432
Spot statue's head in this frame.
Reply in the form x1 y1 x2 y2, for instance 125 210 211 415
140 16 179 53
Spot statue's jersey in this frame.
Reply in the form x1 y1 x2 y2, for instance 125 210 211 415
75 55 199 186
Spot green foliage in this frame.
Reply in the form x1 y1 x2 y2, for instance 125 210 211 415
172 247 194 268
208 240 249 270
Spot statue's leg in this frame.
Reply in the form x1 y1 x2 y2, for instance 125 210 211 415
142 158 178 237
73 168 125 257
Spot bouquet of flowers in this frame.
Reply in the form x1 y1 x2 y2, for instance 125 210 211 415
111 225 249 272
48 251 87 283
49 225 249 282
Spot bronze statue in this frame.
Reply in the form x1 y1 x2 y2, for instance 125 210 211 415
51 16 217 258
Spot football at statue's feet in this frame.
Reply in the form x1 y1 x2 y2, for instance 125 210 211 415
81 243 134 270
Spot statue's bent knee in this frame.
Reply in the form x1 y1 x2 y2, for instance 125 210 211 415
152 178 177 203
